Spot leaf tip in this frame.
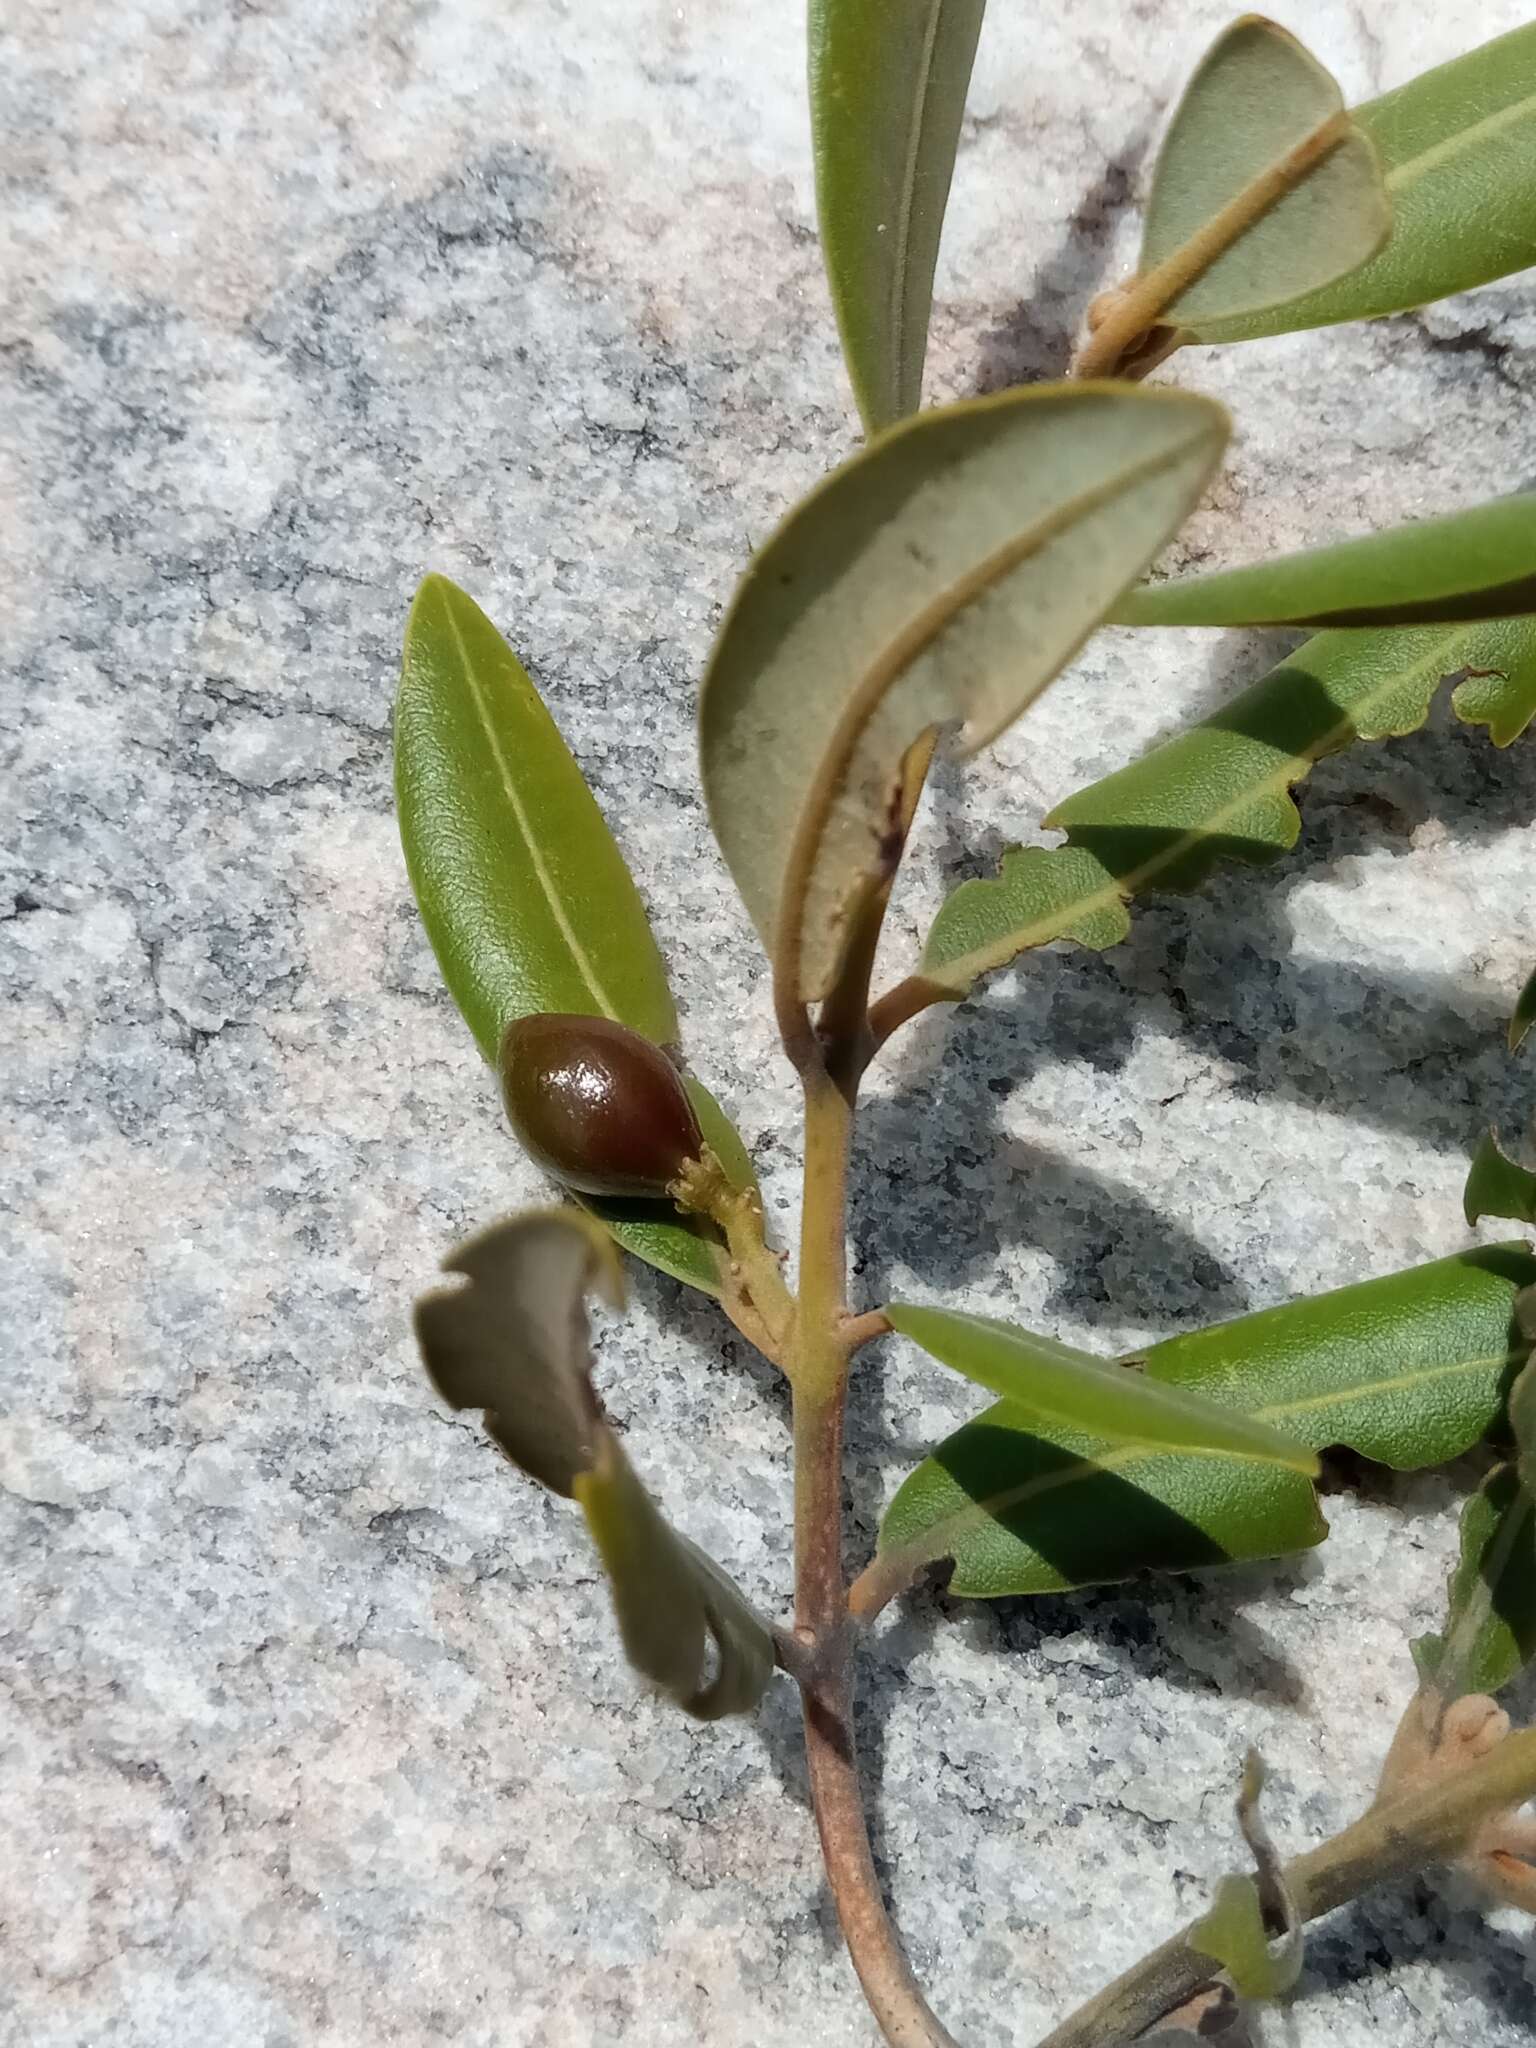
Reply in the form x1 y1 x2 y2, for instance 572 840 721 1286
406 569 457 628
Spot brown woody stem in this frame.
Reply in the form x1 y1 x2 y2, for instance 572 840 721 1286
783 935 1536 2048
791 1069 961 2048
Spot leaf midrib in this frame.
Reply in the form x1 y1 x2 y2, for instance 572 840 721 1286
442 592 623 1026
782 421 1218 998
928 625 1470 990
1380 81 1536 197
886 2 945 414
889 1341 1526 1571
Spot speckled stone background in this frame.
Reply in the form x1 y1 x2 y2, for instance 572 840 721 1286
6 3 1536 2043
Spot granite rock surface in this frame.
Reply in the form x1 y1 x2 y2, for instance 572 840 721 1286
5 3 1536 2043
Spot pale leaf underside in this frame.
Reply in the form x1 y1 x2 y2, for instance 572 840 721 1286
1190 23 1536 342
1138 16 1389 329
699 384 1227 1008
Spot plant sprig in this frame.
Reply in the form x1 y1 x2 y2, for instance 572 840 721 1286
393 10 1536 2044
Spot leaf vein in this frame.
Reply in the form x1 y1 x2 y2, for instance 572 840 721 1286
441 592 623 1026
1383 88 1536 195
935 625 1470 988
901 1342 1525 1568
888 2 945 412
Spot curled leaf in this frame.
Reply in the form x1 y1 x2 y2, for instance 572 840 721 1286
1191 1753 1302 2000
415 1209 773 1719
416 1208 622 1492
699 384 1227 1007
574 1440 773 1720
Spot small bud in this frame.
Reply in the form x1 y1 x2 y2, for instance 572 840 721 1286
500 1013 705 1199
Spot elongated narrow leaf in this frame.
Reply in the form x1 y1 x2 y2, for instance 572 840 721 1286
396 576 757 1297
878 1246 1536 1600
1465 1130 1536 1228
700 384 1227 1006
1114 496 1536 630
1415 1465 1536 1699
809 0 986 432
1190 25 1536 343
397 575 677 1054
415 1209 773 1718
886 1304 1315 1472
919 622 1534 1004
1512 968 1536 1055
1138 17 1388 328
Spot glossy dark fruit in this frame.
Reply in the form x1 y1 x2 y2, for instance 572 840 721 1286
500 1013 704 1199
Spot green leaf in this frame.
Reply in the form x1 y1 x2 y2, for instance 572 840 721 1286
1414 1464 1536 1699
1192 1879 1280 2001
1511 967 1536 1055
699 384 1227 1006
396 575 677 1056
396 575 758 1297
1138 17 1388 328
878 1246 1536 1600
1187 25 1536 343
919 622 1532 1003
885 1304 1316 1473
1191 1754 1303 2000
1465 1130 1536 1228
1452 631 1536 746
1114 495 1536 630
808 0 986 432
414 1208 774 1719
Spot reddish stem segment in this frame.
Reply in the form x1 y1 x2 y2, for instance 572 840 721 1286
795 1375 961 2048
